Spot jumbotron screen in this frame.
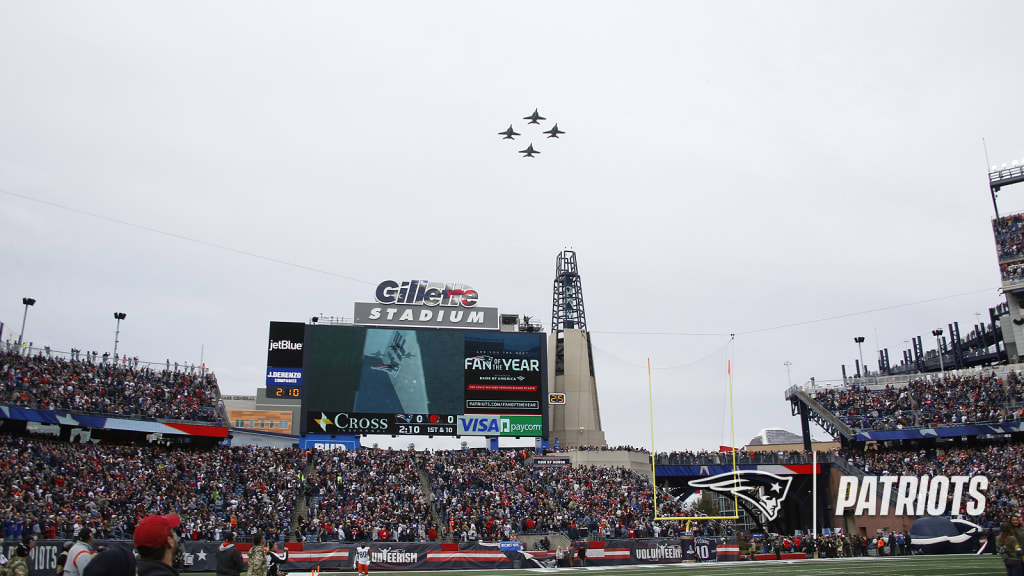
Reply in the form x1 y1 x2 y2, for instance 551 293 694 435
295 324 547 437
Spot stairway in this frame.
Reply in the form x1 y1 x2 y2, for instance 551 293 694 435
289 455 318 542
417 467 446 541
786 387 855 440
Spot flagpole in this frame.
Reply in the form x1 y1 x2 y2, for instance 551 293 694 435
812 449 817 539
648 358 657 519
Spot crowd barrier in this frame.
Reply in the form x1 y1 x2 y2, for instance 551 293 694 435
2 536 740 574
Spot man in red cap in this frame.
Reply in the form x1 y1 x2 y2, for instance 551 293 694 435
134 513 181 576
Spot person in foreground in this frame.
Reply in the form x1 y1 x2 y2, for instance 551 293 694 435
133 513 182 576
83 548 137 576
999 521 1024 576
216 531 245 576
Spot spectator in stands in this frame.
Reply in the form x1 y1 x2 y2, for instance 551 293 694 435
0 349 220 422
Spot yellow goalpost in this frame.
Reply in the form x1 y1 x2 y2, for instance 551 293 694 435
648 356 740 521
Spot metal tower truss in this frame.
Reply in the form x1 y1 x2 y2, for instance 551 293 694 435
551 250 587 334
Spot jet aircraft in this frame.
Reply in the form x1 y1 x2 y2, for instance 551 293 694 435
519 144 540 158
523 109 546 124
543 124 565 138
498 125 520 139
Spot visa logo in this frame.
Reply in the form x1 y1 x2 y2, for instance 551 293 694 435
458 416 500 434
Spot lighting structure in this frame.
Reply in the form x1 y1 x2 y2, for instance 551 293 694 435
854 336 866 378
989 159 1024 218
932 328 945 374
113 312 127 359
17 297 36 351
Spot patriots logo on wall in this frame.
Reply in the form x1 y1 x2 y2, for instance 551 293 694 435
688 470 793 521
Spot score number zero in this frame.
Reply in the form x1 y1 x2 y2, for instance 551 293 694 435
548 393 566 405
398 414 456 435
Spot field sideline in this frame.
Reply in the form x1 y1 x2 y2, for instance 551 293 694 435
190 554 1007 576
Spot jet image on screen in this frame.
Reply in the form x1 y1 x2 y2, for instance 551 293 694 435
357 330 429 413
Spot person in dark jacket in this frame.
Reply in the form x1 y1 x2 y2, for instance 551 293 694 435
998 521 1023 576
57 541 73 576
216 532 245 576
133 513 182 576
83 548 137 576
268 541 289 576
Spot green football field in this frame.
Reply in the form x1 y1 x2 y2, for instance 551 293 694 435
191 554 1007 576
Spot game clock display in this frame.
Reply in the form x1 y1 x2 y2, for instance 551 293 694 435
269 385 302 398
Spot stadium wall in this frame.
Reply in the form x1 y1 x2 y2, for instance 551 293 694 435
557 449 653 479
1 537 738 574
745 441 839 453
228 429 299 448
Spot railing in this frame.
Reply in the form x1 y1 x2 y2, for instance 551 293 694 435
654 451 822 466
1 342 211 376
0 403 222 426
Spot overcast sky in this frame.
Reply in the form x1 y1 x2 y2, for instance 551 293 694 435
2 1 1022 451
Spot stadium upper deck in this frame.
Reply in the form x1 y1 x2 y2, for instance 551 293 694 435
1 347 222 423
807 369 1024 432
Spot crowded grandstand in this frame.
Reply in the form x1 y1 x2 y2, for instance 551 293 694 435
3 341 1024 544
3 231 1024 572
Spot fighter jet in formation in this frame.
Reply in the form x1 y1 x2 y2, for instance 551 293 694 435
499 109 563 157
498 125 520 140
543 124 565 138
523 108 546 124
519 144 540 158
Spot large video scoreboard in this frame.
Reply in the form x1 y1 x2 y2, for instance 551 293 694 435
266 321 547 437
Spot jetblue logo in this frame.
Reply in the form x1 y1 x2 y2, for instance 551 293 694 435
458 416 501 435
269 339 302 351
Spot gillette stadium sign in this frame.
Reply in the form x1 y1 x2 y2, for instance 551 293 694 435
354 280 499 329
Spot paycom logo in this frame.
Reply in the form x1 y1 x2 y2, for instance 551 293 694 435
458 415 542 437
500 415 543 436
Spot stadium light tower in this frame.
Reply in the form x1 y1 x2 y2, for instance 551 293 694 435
853 336 866 377
932 328 944 375
113 312 127 360
17 297 36 352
